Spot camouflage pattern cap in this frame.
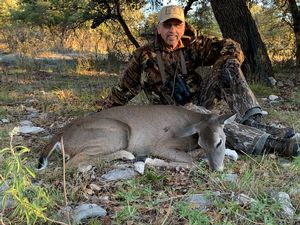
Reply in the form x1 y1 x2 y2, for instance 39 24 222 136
158 5 185 24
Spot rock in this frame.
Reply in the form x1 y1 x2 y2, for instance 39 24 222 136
15 125 45 135
277 81 284 87
25 107 39 113
268 77 277 86
72 204 107 224
90 183 101 191
268 95 279 101
277 157 292 169
185 191 221 209
98 196 110 204
1 118 10 123
225 149 239 161
271 192 295 218
134 161 145 174
289 184 300 196
100 168 137 182
236 193 256 206
285 80 294 87
20 120 33 126
223 173 238 183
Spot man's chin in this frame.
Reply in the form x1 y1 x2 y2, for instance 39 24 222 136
166 41 179 49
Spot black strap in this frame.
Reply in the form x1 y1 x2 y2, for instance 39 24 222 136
180 50 187 75
156 50 167 84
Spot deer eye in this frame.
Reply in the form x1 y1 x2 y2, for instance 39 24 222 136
216 139 222 148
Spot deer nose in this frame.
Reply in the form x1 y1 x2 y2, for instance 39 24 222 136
210 163 224 172
215 165 224 172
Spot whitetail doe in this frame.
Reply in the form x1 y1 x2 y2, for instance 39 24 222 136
37 105 235 171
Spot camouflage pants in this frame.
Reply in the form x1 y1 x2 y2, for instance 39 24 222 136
192 59 269 154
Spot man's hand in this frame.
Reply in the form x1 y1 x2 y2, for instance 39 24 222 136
221 39 245 64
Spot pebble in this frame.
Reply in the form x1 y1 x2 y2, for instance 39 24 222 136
223 173 238 183
72 204 107 224
271 192 295 218
268 77 277 86
225 149 239 161
1 118 10 123
185 191 221 209
277 81 284 87
268 95 279 101
134 161 145 174
100 168 137 182
236 193 256 206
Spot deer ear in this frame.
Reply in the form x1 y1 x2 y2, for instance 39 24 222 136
176 124 198 137
218 114 236 125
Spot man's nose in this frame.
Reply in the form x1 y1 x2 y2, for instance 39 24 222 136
169 25 176 31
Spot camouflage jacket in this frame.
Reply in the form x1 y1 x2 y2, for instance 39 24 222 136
106 24 244 107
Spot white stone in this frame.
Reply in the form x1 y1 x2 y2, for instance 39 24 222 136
90 183 101 191
268 77 277 86
134 161 145 175
289 184 300 196
272 192 295 218
277 81 284 87
1 118 10 123
225 149 239 161
277 157 292 169
72 204 107 224
268 95 279 101
185 191 221 209
20 120 33 126
25 107 39 113
236 193 256 206
17 125 45 134
285 80 294 87
223 173 238 183
100 168 137 182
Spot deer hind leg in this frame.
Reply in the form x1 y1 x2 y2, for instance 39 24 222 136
66 118 131 168
66 150 136 168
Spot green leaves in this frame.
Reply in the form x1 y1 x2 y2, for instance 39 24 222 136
0 139 55 224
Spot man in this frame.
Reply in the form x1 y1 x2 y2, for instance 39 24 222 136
102 5 299 157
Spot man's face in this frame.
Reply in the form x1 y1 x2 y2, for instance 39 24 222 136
157 19 185 50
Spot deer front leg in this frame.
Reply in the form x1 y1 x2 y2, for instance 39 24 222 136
152 137 197 163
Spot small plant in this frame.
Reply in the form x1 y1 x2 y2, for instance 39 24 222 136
176 201 211 224
0 129 64 224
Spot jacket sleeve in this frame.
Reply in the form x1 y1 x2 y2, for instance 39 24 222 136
105 49 143 107
194 35 245 67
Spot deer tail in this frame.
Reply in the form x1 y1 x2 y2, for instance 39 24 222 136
36 134 62 170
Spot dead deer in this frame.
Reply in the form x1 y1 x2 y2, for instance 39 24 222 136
37 105 236 171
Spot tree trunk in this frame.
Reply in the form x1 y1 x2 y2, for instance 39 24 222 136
287 0 300 67
210 0 273 85
116 12 140 48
